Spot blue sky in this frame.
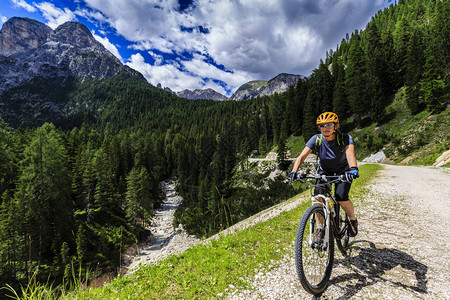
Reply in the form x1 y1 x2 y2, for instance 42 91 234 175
0 0 393 96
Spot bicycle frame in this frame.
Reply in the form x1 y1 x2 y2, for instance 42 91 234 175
298 174 347 249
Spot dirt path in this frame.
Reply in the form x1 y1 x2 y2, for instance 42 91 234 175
226 164 450 299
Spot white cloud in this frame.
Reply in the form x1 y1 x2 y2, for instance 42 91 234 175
11 0 36 12
74 8 108 24
126 52 234 95
81 0 391 93
148 51 163 66
200 80 228 96
1 16 8 25
181 53 252 92
34 2 76 29
126 53 202 92
91 30 123 62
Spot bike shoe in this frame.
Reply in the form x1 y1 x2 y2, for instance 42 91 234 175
312 228 325 245
348 219 358 237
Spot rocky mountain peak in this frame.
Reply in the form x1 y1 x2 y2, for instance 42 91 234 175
0 17 142 126
258 73 305 97
51 21 96 47
0 17 133 94
230 73 305 100
0 17 52 56
174 73 306 101
176 88 228 101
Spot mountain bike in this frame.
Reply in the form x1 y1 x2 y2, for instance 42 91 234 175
294 173 352 296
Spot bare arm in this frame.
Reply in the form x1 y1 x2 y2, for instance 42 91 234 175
345 144 358 168
292 146 313 172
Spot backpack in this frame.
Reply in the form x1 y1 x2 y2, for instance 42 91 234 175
314 133 347 153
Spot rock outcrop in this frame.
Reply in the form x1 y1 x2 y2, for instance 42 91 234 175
176 88 228 101
0 17 51 56
230 73 305 101
156 83 175 94
230 80 267 100
433 149 450 167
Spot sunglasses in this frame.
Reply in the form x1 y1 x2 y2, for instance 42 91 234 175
318 123 334 129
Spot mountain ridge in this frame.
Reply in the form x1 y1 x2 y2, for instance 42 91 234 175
158 73 306 101
0 17 143 126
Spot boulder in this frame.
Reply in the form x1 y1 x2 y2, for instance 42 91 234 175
363 151 387 163
433 149 450 167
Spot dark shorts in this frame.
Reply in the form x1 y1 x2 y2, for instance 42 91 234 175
314 169 352 202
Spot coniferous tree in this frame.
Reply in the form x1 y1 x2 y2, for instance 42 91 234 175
125 167 141 228
0 118 18 198
393 14 411 86
380 18 399 93
420 0 449 112
276 132 287 167
332 56 350 120
405 24 426 113
346 31 368 123
269 93 285 145
302 86 319 140
292 79 307 135
0 191 23 284
14 123 73 268
366 21 387 123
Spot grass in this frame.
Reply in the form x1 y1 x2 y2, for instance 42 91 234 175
286 135 305 158
1 262 91 300
62 164 381 300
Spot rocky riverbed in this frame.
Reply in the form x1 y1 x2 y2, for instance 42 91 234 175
122 181 200 274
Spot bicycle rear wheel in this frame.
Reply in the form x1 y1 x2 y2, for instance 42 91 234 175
335 204 350 254
295 205 334 296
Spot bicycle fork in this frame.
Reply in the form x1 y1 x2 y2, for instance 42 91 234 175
310 194 333 251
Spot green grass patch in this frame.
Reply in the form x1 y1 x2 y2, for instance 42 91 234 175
348 88 449 165
286 135 305 158
66 164 381 300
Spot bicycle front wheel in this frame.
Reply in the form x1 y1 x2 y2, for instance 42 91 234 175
295 205 334 296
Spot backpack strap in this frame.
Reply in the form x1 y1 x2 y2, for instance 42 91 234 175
313 134 322 171
315 134 323 150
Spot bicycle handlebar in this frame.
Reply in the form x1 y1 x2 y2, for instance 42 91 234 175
294 173 348 186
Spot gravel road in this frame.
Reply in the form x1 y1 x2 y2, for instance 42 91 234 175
226 164 450 299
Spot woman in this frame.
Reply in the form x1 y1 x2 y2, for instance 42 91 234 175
290 112 359 238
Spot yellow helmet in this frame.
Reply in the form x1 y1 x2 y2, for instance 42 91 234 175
316 112 339 125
